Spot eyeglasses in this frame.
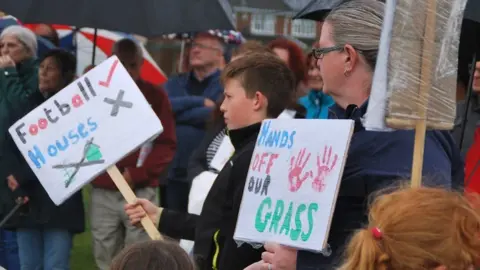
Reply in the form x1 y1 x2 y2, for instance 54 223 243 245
312 46 344 60
191 42 222 51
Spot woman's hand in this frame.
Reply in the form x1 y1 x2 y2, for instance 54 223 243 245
7 175 18 191
262 242 298 270
7 175 29 203
124 198 161 226
0 56 15 68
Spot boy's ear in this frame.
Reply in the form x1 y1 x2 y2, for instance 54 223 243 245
252 91 267 112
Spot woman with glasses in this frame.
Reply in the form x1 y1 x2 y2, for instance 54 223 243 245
247 1 463 269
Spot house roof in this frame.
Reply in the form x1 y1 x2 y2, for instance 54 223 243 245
229 0 294 11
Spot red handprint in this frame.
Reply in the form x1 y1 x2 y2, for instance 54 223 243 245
312 146 338 192
288 148 311 192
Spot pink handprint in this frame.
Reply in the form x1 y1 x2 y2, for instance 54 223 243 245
288 148 311 192
312 146 338 192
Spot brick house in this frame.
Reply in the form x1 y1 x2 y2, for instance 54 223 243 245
231 0 321 46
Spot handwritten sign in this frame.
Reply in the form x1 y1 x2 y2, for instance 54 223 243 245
8 56 163 205
234 119 354 252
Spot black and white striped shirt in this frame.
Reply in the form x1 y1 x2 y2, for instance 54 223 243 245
207 128 227 172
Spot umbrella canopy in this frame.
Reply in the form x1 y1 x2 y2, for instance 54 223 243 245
0 15 56 57
1 0 236 37
295 0 478 22
46 25 167 85
293 0 346 21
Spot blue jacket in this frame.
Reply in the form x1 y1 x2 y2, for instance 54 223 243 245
298 90 335 119
296 102 464 269
164 70 224 182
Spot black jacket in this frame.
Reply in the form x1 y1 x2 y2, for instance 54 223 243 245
159 123 263 270
0 91 85 234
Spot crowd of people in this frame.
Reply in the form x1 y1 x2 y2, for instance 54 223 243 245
1 0 480 269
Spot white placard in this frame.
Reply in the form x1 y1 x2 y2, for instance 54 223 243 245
234 119 354 252
8 56 163 205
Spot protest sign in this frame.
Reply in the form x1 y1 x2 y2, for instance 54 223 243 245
9 56 163 206
234 119 354 252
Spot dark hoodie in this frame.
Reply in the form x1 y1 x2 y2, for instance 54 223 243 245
296 102 464 269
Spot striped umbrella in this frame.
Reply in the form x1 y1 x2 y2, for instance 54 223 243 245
25 24 167 85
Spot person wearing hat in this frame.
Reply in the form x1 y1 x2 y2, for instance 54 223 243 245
163 32 225 213
0 25 40 270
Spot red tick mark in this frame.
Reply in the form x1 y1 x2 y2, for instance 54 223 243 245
99 59 119 88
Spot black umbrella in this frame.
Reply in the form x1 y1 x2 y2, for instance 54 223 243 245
0 0 235 37
292 0 348 21
464 0 480 23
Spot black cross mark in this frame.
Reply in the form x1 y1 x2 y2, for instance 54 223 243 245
103 90 133 117
52 137 105 188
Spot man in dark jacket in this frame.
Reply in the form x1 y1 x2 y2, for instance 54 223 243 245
124 52 297 270
164 32 225 212
89 39 177 270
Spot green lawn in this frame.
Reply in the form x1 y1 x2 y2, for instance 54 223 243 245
70 187 96 270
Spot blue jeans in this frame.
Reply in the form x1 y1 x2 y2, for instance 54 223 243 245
16 229 73 270
0 229 21 270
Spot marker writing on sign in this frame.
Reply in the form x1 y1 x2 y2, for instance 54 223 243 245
52 137 105 188
255 197 318 242
27 117 98 169
257 121 296 149
247 152 279 196
15 77 98 145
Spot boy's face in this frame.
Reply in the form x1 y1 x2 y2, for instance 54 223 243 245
221 78 267 130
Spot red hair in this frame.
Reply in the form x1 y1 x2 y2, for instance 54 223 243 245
268 38 306 86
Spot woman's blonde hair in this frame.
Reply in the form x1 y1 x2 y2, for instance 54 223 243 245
325 0 384 71
338 186 480 270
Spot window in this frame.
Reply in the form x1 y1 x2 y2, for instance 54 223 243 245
291 19 316 39
250 13 276 35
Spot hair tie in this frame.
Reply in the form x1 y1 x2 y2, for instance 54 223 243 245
371 227 383 239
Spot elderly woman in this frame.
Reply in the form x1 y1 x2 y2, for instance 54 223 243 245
247 1 464 269
5 49 84 270
0 25 39 270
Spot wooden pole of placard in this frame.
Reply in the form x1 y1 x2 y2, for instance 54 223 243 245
410 0 437 187
106 166 163 240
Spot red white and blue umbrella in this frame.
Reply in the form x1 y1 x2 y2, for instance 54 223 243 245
25 24 167 85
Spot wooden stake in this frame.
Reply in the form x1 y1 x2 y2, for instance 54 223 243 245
411 0 437 187
107 165 163 240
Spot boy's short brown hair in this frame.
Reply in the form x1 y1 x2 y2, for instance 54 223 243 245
221 52 295 118
231 41 274 58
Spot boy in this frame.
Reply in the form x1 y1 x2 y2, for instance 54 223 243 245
125 52 296 270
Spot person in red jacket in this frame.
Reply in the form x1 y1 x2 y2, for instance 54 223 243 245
90 38 176 270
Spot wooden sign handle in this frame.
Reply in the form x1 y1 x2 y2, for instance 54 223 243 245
410 0 437 187
106 166 163 240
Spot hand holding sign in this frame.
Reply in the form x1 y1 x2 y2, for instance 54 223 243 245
288 148 311 192
8 56 163 240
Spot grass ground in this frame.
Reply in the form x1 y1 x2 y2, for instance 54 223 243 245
70 187 96 270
